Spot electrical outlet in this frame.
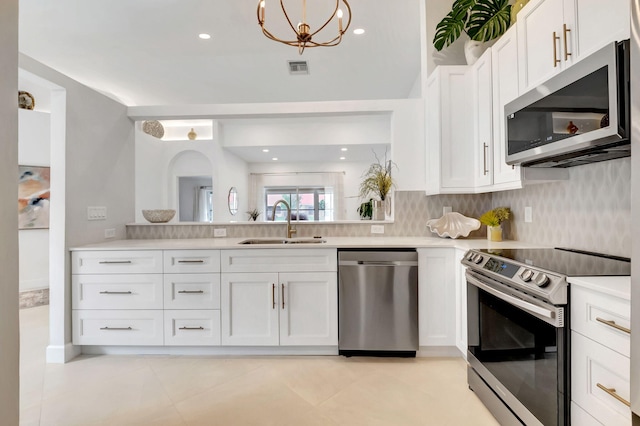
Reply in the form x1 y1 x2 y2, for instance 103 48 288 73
104 228 116 239
214 228 227 237
443 206 452 215
371 225 385 234
524 206 533 223
87 206 107 221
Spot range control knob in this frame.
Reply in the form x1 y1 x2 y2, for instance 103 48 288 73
473 254 484 264
519 269 534 282
532 272 550 287
466 252 475 261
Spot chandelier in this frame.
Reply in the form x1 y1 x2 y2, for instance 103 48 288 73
257 0 352 55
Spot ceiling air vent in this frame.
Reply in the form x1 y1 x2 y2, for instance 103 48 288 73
288 60 309 75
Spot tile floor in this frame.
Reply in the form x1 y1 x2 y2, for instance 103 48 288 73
20 306 499 425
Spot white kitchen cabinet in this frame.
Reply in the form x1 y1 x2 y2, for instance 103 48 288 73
72 309 164 346
163 273 220 310
417 248 456 347
164 309 221 346
454 249 468 358
220 271 338 347
490 25 523 189
517 0 630 93
469 49 494 190
424 66 475 195
571 280 631 425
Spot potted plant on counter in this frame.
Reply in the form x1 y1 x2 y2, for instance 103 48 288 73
479 206 511 241
246 208 261 221
359 153 396 221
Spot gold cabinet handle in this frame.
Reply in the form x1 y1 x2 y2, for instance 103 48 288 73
553 31 560 67
483 143 489 175
563 24 571 61
281 284 285 309
596 317 631 334
272 283 276 309
596 383 631 407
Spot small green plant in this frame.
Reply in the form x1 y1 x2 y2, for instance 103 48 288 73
479 207 511 227
433 0 512 51
246 208 261 221
359 151 396 201
357 199 373 220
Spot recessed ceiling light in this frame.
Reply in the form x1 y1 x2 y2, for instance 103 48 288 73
272 157 278 161
199 33 211 40
340 157 346 160
353 28 365 35
341 147 348 151
262 149 269 152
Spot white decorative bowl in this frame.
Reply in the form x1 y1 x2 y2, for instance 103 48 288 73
426 212 481 239
142 209 175 223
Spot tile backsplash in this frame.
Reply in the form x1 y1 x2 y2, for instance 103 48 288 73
128 158 630 257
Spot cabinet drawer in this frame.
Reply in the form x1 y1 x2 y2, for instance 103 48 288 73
72 310 163 346
571 286 630 357
571 402 602 426
221 248 337 273
72 274 163 309
164 273 220 310
571 331 631 425
163 250 220 274
164 310 221 346
72 250 163 274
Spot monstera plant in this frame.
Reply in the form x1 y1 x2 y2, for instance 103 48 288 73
433 0 512 52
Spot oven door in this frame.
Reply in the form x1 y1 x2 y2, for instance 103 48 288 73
466 270 568 426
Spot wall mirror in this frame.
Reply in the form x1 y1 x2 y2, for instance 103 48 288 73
228 187 238 215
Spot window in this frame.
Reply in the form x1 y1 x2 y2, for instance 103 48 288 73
264 186 334 222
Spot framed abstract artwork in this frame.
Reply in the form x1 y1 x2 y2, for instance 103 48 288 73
18 165 50 229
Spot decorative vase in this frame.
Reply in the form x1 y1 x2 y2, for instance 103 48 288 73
187 128 197 140
487 225 503 242
511 0 530 24
373 200 386 221
464 39 486 65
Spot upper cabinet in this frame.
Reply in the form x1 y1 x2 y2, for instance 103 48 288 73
469 49 494 190
517 0 630 93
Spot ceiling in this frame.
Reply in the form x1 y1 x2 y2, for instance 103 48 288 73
18 0 423 107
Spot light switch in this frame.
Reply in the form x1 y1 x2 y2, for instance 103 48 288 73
371 225 385 234
524 206 533 223
87 206 107 221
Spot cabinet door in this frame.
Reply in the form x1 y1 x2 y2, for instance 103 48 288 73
517 0 566 93
470 49 493 189
491 26 523 188
221 273 279 346
439 68 475 191
417 248 456 346
425 71 442 195
278 272 338 346
565 0 630 63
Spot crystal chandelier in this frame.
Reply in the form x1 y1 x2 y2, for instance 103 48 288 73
257 0 352 55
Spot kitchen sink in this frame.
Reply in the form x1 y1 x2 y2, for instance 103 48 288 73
238 238 327 245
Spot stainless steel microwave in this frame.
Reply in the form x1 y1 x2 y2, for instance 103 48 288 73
505 40 630 168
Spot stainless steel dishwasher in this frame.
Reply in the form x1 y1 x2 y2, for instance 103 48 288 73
338 249 419 357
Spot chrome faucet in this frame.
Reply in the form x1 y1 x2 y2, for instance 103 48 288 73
271 199 297 239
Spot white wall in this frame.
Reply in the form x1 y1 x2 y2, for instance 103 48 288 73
18 108 50 292
0 0 20 422
19 54 135 363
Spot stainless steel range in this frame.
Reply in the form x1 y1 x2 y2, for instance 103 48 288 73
462 247 631 426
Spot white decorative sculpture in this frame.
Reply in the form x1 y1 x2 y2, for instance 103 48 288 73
426 212 481 239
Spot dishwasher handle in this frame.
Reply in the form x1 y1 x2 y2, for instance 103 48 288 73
340 260 418 267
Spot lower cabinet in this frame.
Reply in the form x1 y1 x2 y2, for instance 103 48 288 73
221 271 338 346
73 309 164 346
164 310 221 346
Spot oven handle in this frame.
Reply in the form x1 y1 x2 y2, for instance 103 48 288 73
466 273 554 320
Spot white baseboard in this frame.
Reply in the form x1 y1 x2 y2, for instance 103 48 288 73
46 343 81 363
81 345 339 357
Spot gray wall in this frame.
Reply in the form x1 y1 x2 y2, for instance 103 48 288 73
0 0 20 423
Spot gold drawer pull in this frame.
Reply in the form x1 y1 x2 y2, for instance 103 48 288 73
596 317 631 334
99 260 132 264
553 31 561 67
177 260 205 264
99 291 133 295
179 326 205 330
100 327 133 331
596 383 631 407
563 23 572 61
178 290 205 294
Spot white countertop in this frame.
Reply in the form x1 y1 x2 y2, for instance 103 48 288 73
70 237 547 251
568 276 631 300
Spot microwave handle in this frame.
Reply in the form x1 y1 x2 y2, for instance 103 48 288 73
466 273 554 320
